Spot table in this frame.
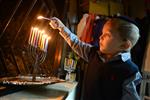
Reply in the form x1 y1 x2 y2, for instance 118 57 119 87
0 82 78 100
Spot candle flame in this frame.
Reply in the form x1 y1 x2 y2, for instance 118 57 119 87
43 34 47 38
41 30 45 34
29 26 50 52
37 16 51 21
37 16 44 19
33 27 38 31
48 37 51 40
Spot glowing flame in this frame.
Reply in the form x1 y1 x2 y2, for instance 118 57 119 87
48 36 51 40
37 16 44 20
37 16 51 21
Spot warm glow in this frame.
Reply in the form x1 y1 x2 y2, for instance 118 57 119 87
41 30 45 33
37 16 44 20
33 27 38 30
37 16 51 21
43 34 47 38
48 36 51 40
28 27 50 52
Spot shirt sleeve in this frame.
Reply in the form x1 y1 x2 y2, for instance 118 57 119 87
59 27 93 62
121 72 142 100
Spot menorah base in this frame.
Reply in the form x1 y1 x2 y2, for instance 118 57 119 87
32 75 36 81
0 75 65 86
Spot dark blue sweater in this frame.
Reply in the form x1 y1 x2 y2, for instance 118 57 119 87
82 48 139 100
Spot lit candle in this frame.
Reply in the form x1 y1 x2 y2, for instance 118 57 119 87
28 27 33 44
31 28 35 46
37 16 44 19
34 28 38 46
44 37 49 52
43 35 47 52
35 29 40 47
41 34 45 51
34 29 37 47
38 31 41 49
37 16 51 21
28 26 49 52
39 31 44 50
39 31 43 50
43 35 47 51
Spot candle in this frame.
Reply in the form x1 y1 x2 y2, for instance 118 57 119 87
43 35 47 52
37 16 44 19
33 28 38 46
41 31 45 50
28 27 49 52
39 31 43 50
43 35 46 52
37 16 51 21
41 34 45 51
28 27 33 44
44 37 49 52
43 35 47 51
30 28 33 45
31 28 35 46
35 29 40 47
38 31 42 48
34 29 37 47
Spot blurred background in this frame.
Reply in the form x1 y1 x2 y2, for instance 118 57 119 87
0 0 149 99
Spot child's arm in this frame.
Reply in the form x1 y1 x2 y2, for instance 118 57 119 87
49 17 93 62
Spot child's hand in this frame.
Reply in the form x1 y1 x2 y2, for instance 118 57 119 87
49 17 65 31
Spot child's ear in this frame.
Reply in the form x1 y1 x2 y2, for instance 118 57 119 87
120 40 132 50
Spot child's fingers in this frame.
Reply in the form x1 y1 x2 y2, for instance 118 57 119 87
49 17 65 31
49 19 59 29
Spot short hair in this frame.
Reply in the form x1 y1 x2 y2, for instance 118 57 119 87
107 17 140 48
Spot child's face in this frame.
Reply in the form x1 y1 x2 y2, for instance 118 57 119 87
99 21 125 55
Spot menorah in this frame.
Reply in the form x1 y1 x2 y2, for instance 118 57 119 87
28 27 50 81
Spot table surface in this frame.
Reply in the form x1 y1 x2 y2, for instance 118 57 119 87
0 82 78 100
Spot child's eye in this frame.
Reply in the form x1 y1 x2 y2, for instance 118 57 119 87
104 33 111 38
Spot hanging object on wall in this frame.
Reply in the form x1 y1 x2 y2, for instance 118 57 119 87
89 0 123 16
77 13 96 43
89 1 109 15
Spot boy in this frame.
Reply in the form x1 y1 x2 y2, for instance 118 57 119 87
49 16 142 100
